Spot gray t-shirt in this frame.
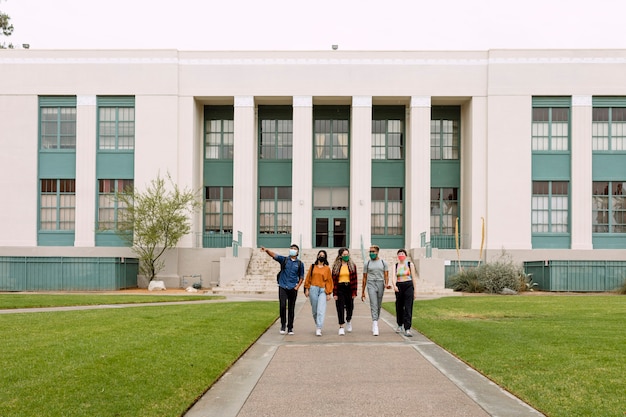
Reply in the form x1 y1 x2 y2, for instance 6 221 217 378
365 258 387 282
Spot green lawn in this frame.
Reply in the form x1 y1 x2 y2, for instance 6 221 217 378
384 295 626 417
0 301 278 417
0 294 221 309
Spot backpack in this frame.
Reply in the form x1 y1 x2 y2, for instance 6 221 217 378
276 257 304 284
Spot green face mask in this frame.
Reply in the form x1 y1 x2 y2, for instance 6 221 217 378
369 253 377 260
342 255 350 262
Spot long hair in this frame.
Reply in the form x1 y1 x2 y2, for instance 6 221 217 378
331 247 355 276
316 250 329 266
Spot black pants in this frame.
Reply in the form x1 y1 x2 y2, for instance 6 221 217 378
395 281 414 330
279 286 298 331
335 283 354 325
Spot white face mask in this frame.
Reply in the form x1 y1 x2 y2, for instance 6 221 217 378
289 249 297 257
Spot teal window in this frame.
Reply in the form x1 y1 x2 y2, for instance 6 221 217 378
40 106 76 150
430 187 459 238
372 120 403 160
205 119 234 160
532 181 569 233
592 107 626 151
431 118 459 160
593 181 625 233
205 187 233 233
260 119 293 159
40 179 75 231
372 187 403 235
532 108 569 151
98 98 135 150
314 119 349 160
259 187 292 234
97 179 133 230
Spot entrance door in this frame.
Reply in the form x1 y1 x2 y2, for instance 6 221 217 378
315 216 347 248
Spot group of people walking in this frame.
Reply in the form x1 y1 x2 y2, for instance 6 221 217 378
261 244 418 337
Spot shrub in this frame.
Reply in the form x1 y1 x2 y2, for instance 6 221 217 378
450 267 483 293
450 251 524 294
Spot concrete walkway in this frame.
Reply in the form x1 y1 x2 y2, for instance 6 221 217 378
185 294 545 417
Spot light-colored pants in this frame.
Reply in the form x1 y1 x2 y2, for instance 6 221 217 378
309 286 327 329
366 280 385 321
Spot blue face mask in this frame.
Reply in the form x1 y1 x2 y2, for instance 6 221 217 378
289 249 297 257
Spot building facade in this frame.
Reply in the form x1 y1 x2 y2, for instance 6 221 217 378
1 49 625 283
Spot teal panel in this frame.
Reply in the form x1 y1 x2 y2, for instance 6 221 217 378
313 162 350 186
592 97 626 107
373 105 405 120
97 96 135 107
258 162 293 186
39 153 76 178
257 235 292 248
371 235 404 249
432 106 461 119
531 235 571 249
532 97 571 107
532 154 571 180
96 153 134 178
205 105 234 119
431 235 460 249
95 232 130 247
38 232 75 246
204 161 233 185
258 105 292 118
0 257 138 291
592 154 626 179
313 105 350 118
39 96 77 106
203 232 233 248
430 161 460 187
372 162 405 187
523 262 551 291
593 235 626 249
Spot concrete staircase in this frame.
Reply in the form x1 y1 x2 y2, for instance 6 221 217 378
210 248 451 295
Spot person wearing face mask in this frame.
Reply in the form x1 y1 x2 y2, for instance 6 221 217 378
391 249 418 337
304 250 333 336
261 245 304 335
331 247 358 335
361 245 389 336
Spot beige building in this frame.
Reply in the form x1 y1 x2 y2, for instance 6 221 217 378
0 49 625 288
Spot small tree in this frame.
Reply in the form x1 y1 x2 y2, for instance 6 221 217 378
0 5 14 49
115 173 201 282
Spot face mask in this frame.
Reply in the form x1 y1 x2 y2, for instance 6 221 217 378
289 249 297 257
342 255 350 262
317 256 326 263
369 253 377 260
398 254 406 261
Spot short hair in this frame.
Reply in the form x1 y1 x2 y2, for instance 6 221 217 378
290 244 299 251
397 248 407 256
370 245 380 252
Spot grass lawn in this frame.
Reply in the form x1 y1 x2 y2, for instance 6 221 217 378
0 294 222 309
383 295 626 417
0 301 278 417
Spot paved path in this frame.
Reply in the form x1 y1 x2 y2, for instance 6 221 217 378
185 294 545 417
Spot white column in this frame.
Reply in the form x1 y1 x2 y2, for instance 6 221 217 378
407 96 431 249
233 96 256 248
177 96 199 248
74 95 97 247
465 97 488 250
350 96 372 249
292 96 313 249
571 95 593 249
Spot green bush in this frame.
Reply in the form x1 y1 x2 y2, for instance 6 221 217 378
451 251 524 294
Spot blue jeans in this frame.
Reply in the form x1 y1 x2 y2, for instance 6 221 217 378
308 286 327 329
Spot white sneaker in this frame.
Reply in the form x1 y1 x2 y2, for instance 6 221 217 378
405 329 412 337
279 328 286 335
316 328 322 336
288 330 294 335
346 322 352 332
338 327 345 336
395 325 403 333
372 321 379 336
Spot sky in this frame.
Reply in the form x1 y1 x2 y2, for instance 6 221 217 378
3 0 626 51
